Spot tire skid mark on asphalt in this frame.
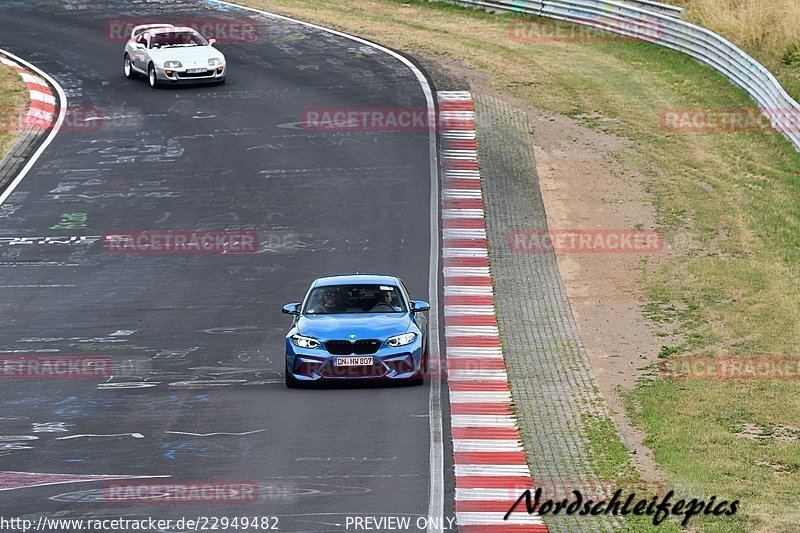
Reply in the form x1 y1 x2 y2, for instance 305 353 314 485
438 91 547 532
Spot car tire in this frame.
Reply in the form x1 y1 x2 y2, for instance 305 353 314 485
148 64 159 88
124 54 136 79
285 359 301 388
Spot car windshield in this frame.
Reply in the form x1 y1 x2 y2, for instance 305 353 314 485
151 31 207 48
304 284 406 314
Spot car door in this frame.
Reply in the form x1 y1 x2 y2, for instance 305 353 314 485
131 33 149 71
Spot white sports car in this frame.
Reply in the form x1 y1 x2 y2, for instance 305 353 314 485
123 24 226 87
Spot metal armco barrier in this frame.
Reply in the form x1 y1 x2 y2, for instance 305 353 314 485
446 0 800 151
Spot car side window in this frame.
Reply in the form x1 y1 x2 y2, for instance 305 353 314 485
399 281 411 305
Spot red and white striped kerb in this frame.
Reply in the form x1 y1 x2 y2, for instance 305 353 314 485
0 54 56 131
438 91 546 532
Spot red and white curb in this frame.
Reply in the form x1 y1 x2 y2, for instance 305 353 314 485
0 54 56 131
439 91 546 532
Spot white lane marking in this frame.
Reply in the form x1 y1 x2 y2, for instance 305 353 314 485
443 266 490 276
455 464 531 476
442 170 480 178
456 487 525 500
444 326 499 336
451 415 517 428
441 130 476 138
165 430 267 437
449 391 513 403
453 440 523 452
439 110 475 119
442 209 484 218
443 189 483 199
444 305 496 316
29 90 55 104
443 229 487 240
55 433 144 440
449 370 508 382
19 72 45 85
0 49 66 206
444 286 494 296
443 248 488 258
438 91 472 99
446 347 504 358
456 512 543 525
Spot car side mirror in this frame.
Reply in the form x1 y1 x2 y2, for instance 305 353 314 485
208 38 217 46
282 303 301 315
410 301 430 313
134 43 145 50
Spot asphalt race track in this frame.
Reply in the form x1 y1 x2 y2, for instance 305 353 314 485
0 1 449 530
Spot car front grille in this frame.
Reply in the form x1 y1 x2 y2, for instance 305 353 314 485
177 70 214 78
324 340 382 355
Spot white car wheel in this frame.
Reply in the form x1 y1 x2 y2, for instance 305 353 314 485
124 55 135 79
148 64 158 88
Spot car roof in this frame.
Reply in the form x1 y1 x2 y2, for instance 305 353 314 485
312 274 401 287
149 26 200 36
131 24 174 37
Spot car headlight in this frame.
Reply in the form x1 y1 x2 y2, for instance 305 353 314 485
163 61 182 69
208 58 222 66
291 334 321 349
386 332 416 347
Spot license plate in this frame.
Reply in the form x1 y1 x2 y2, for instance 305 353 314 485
186 68 207 73
334 357 373 366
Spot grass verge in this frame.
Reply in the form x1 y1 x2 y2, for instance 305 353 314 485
232 1 800 530
0 60 27 162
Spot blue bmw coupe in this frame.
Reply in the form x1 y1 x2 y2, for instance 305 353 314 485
281 274 430 387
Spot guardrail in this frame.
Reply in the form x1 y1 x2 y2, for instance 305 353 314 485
615 0 684 19
445 0 800 151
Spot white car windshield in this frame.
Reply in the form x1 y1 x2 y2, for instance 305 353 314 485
304 284 406 314
151 31 208 48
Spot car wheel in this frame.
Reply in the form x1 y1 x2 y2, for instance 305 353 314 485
124 54 136 79
285 358 301 388
148 64 158 88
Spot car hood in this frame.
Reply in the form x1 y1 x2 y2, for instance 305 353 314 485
150 46 224 65
296 313 413 341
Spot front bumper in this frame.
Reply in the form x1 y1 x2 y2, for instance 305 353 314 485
155 64 225 83
286 338 423 382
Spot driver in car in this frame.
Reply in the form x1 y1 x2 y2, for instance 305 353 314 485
310 289 345 314
371 290 402 312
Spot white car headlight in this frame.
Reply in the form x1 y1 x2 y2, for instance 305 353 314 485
291 334 321 349
208 58 222 66
386 332 416 347
163 61 182 69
